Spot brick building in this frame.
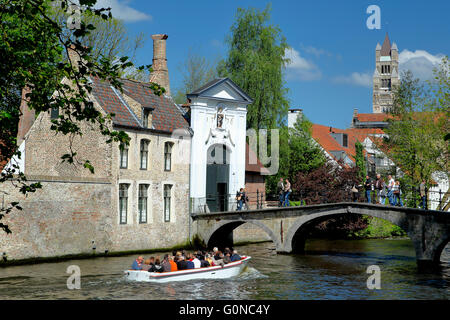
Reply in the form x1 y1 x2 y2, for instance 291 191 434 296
1 35 192 261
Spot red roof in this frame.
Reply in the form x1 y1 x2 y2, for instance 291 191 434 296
311 124 385 163
355 113 392 122
91 76 189 133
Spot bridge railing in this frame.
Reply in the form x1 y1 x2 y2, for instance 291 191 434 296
190 186 448 213
266 185 448 211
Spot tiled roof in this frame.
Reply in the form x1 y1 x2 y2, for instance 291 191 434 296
90 76 189 133
355 113 392 122
311 124 385 164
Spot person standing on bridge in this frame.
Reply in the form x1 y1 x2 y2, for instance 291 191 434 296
277 178 285 207
236 188 244 211
364 175 373 204
283 179 292 207
419 180 427 209
375 174 382 204
387 175 395 205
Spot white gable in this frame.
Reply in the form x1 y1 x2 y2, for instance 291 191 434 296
201 82 246 102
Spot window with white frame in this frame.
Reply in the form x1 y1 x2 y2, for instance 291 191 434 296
138 184 149 223
163 184 172 222
119 183 129 224
140 140 149 170
120 143 128 169
164 142 173 171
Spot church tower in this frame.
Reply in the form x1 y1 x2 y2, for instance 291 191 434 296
372 33 399 113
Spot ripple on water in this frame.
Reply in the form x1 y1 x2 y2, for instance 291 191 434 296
0 240 449 300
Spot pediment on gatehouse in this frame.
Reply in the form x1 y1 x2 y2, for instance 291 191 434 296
187 78 253 105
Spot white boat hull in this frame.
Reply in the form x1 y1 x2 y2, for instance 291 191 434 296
124 257 251 283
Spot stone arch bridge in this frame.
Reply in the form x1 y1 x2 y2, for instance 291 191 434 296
191 202 450 268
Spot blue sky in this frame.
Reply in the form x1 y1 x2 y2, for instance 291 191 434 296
99 0 449 129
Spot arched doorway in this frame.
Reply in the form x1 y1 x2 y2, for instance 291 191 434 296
206 144 231 212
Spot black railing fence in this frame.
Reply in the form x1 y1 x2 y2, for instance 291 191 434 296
197 185 449 213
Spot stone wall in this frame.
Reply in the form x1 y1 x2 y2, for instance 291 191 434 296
109 128 191 252
233 223 271 244
0 178 112 260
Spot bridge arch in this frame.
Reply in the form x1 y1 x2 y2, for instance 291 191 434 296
204 219 281 250
284 207 410 253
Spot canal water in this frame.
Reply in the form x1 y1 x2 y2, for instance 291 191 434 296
0 239 449 300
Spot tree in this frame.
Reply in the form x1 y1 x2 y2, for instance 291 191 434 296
265 115 325 195
50 3 149 80
173 49 218 104
217 4 290 130
383 58 449 186
0 0 163 234
287 115 325 180
355 140 366 182
292 161 368 237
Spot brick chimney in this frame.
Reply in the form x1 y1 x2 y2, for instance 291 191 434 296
67 44 82 71
17 86 35 146
149 34 170 96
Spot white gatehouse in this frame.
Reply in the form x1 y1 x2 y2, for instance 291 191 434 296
187 78 253 213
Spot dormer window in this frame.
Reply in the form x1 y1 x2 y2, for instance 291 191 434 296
142 106 154 128
342 134 348 148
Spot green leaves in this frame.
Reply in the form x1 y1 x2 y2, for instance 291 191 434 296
385 58 449 185
0 0 164 234
219 4 289 130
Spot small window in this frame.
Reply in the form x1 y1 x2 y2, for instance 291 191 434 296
342 134 348 148
143 109 150 128
119 184 129 224
140 140 149 170
138 184 149 224
164 184 172 222
120 143 128 169
50 106 59 119
164 142 173 171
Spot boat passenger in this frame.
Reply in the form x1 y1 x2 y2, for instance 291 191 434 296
176 256 188 270
150 257 164 273
212 251 225 267
205 253 214 266
161 254 172 272
230 250 241 262
213 250 221 261
131 256 144 270
186 253 195 269
169 256 178 271
141 258 152 271
192 254 201 269
223 252 231 264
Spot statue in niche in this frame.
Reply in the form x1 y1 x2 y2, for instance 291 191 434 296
216 108 224 128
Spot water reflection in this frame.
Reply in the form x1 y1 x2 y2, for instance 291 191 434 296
0 239 449 300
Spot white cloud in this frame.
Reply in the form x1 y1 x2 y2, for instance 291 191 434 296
399 49 445 81
284 48 322 81
300 44 333 58
95 0 152 22
332 72 372 87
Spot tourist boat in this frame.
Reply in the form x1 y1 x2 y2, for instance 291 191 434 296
124 256 251 283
